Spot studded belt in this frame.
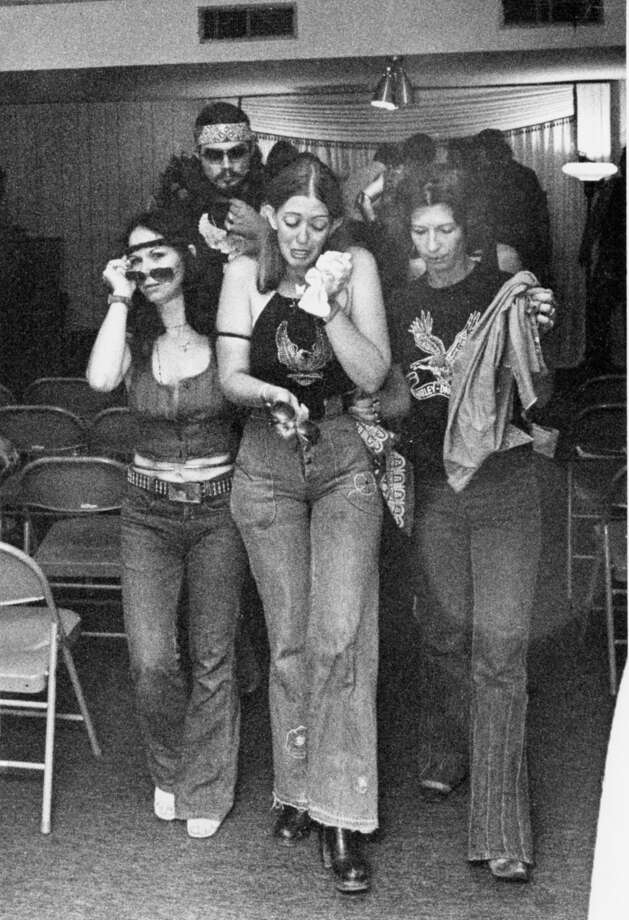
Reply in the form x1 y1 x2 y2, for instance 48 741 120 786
127 467 232 503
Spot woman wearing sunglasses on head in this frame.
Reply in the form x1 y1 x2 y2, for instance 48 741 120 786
216 153 390 894
87 205 247 840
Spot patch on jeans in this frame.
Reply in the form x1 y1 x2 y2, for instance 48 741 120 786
355 775 368 795
348 470 377 498
285 725 307 759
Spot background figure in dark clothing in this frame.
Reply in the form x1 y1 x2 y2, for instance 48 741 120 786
263 140 300 186
151 102 267 325
356 133 436 298
579 148 626 369
475 128 552 284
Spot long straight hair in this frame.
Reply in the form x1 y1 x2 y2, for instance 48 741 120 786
257 153 346 293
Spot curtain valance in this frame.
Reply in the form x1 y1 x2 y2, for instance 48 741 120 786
242 84 574 143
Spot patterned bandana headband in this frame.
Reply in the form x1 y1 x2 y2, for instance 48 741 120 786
196 122 253 146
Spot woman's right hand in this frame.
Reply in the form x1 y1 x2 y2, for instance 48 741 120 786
102 257 135 300
260 384 305 416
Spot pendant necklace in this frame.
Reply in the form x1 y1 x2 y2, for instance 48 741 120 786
156 331 192 384
164 323 192 352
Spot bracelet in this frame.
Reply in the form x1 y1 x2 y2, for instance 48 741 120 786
107 293 133 308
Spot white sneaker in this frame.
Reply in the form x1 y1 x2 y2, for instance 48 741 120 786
186 818 221 839
154 787 176 821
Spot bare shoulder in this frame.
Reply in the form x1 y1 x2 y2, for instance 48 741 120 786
346 245 378 274
223 254 258 285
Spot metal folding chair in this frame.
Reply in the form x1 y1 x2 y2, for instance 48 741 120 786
0 541 101 833
17 456 127 639
0 406 88 543
566 403 626 605
23 377 126 422
0 383 16 407
599 467 627 695
0 405 87 461
571 374 627 408
88 407 139 463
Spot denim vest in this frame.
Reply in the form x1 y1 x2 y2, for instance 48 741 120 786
126 349 238 463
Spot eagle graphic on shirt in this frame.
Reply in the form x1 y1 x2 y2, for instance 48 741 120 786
275 320 333 386
406 309 481 401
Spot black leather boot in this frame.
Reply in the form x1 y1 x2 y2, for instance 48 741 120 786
319 826 371 893
272 805 311 846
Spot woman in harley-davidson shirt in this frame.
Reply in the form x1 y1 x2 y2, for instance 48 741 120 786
216 153 389 894
357 165 556 883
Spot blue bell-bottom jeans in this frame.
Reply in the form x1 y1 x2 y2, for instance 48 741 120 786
411 449 541 864
231 414 382 833
121 483 247 822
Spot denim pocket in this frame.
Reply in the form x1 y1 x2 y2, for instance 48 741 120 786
328 421 382 519
230 465 276 529
122 483 158 518
341 468 382 518
231 425 278 529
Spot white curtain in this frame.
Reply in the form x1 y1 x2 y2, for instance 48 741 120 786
244 84 574 142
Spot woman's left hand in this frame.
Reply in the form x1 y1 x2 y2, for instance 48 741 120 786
528 286 557 332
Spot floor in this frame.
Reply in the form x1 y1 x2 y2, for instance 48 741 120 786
0 453 624 920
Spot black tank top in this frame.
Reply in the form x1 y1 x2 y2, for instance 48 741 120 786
250 292 355 419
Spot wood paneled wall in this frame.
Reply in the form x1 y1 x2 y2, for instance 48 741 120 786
0 99 220 328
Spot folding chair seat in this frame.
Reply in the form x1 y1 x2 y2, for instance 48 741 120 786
23 377 126 422
88 407 139 463
17 456 127 639
567 403 626 605
0 541 101 833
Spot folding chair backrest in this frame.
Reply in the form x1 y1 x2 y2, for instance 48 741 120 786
0 406 87 459
0 383 16 407
22 378 126 421
607 466 627 515
18 456 127 513
569 403 627 458
574 375 627 408
0 541 49 607
88 407 139 462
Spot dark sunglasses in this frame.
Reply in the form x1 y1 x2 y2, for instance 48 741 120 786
125 267 175 284
266 400 320 447
199 143 250 164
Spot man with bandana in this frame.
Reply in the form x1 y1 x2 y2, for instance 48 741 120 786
151 101 268 322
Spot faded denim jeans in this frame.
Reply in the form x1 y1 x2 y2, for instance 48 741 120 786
121 484 247 822
411 449 541 864
231 414 382 833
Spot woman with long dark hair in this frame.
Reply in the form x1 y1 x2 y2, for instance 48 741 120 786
216 153 390 893
87 206 247 839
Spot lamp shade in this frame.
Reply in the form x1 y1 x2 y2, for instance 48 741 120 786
371 66 397 110
562 161 618 182
395 67 414 107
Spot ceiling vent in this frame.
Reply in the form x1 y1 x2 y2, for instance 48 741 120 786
199 4 296 42
502 0 604 26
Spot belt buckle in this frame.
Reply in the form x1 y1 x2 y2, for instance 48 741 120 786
167 481 202 503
